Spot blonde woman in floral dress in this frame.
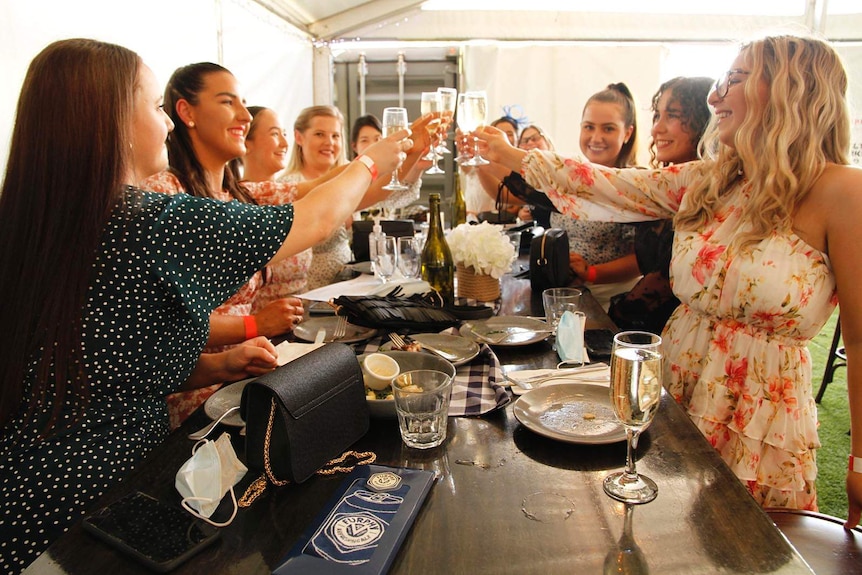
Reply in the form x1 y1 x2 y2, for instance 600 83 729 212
475 35 862 521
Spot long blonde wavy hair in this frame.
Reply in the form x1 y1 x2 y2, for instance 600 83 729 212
675 35 850 247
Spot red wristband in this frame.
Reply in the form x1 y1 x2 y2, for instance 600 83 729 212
243 315 258 340
586 265 598 283
356 155 378 181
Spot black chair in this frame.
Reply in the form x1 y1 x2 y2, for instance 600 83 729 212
816 317 846 403
766 508 862 574
351 220 415 262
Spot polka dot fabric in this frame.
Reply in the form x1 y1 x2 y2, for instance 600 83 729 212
0 188 293 573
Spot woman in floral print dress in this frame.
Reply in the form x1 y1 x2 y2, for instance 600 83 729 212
474 35 862 521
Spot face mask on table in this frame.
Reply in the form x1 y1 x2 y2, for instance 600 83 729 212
176 432 247 527
556 310 587 365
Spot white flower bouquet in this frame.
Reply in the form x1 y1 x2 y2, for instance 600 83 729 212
446 222 517 279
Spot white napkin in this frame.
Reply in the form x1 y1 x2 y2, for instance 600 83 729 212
297 275 430 302
273 340 325 366
505 363 610 396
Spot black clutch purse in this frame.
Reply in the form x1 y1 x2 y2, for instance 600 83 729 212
240 343 373 497
529 228 574 293
333 292 460 332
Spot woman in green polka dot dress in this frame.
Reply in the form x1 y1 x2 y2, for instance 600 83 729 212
0 39 409 574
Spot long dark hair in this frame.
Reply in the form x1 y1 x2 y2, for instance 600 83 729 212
584 82 639 168
0 39 138 433
349 114 382 158
648 76 713 168
163 62 254 203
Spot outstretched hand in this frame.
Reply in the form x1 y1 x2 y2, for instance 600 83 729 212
472 125 525 170
254 297 304 337
361 128 413 175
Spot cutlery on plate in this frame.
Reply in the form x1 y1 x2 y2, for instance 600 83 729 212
389 333 459 362
187 405 240 441
505 364 610 390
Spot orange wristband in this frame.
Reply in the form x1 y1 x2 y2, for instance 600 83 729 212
243 315 258 340
356 155 378 181
586 265 598 283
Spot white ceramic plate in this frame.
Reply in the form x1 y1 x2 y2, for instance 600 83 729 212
459 316 552 347
293 316 378 344
360 351 457 419
379 333 481 367
203 378 255 427
513 383 626 444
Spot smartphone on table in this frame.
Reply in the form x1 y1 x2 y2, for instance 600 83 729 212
584 328 615 358
83 491 220 572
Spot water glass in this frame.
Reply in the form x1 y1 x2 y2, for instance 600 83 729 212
397 236 421 279
542 287 583 334
373 235 398 283
393 370 453 449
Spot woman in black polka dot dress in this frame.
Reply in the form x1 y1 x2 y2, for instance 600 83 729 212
0 39 408 574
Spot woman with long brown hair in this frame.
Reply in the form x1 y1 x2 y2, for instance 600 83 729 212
0 39 407 573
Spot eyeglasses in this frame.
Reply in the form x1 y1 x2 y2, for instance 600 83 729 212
714 69 751 99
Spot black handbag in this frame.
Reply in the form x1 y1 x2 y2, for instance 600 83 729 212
333 292 460 332
529 228 573 293
239 343 374 501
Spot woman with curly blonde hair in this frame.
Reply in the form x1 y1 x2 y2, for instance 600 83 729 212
475 35 862 521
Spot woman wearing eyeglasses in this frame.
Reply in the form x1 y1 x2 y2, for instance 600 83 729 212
475 35 862 522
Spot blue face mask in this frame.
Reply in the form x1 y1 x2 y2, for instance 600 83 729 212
556 310 586 364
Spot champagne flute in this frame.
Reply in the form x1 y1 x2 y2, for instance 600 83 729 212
374 236 398 283
381 107 409 191
603 331 662 504
455 93 472 164
436 87 458 155
419 92 444 175
457 91 489 166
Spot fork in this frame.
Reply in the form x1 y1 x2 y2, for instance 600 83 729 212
332 314 348 341
389 333 459 362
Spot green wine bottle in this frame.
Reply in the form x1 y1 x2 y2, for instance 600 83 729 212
452 167 467 226
421 193 454 303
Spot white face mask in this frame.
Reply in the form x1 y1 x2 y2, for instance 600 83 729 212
556 310 587 365
175 432 247 527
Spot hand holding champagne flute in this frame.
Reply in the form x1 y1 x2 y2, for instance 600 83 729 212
436 87 458 155
603 331 662 504
457 91 489 166
419 92 444 174
381 107 410 191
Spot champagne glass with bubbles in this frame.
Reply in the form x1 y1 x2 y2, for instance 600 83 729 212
457 91 489 166
420 92 444 175
382 107 409 191
603 331 662 504
436 87 458 155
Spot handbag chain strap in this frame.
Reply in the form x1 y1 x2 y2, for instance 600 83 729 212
239 397 377 508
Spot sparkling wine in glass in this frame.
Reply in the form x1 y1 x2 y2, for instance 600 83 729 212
457 91 489 166
420 92 444 175
603 331 662 504
436 87 458 155
381 107 409 191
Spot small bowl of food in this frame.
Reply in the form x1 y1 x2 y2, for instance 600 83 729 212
361 353 401 391
361 351 456 418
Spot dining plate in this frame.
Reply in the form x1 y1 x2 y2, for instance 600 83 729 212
293 316 378 344
459 316 551 347
359 351 457 418
513 383 626 444
203 378 255 427
379 333 481 366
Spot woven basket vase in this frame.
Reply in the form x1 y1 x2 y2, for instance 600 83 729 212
456 264 500 301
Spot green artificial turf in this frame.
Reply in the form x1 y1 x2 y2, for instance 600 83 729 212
810 309 850 519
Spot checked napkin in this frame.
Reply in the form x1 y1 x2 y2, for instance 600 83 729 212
355 327 510 416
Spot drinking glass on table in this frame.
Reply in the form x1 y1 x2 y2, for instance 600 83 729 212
603 331 662 504
419 92 444 175
542 287 583 335
381 107 409 191
397 236 421 279
373 235 398 283
393 370 453 449
436 87 458 155
456 91 489 166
